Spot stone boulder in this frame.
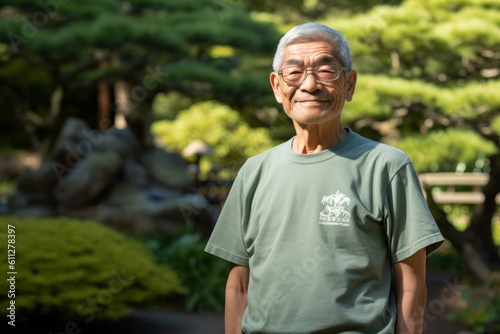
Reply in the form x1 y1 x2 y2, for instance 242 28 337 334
55 150 123 210
140 149 192 190
7 117 216 236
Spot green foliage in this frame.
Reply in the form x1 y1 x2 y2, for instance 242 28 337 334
138 229 230 312
391 128 497 172
246 0 404 21
346 75 500 123
427 240 466 274
0 0 280 151
152 92 194 121
494 221 500 246
438 81 500 119
0 181 16 194
427 211 500 272
492 115 500 136
344 75 425 122
323 1 500 188
443 205 473 231
450 274 500 334
426 214 500 334
0 217 184 321
327 0 500 83
152 101 277 178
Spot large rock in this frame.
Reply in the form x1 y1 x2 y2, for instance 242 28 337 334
97 127 141 159
61 184 216 235
140 149 192 190
55 150 122 210
54 126 142 210
7 117 217 236
51 118 95 167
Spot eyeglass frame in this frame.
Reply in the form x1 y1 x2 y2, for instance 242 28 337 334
277 64 350 85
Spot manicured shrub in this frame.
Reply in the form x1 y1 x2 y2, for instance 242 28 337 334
0 217 184 322
151 101 276 179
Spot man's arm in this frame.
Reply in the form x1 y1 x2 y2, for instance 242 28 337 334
225 263 250 334
393 248 427 334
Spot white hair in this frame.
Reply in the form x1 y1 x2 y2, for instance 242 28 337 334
272 22 353 72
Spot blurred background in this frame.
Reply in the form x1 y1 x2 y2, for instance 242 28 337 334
0 0 499 333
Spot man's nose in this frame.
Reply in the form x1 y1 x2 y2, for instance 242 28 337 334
300 71 321 91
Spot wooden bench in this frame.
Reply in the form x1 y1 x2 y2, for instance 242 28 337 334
419 172 500 205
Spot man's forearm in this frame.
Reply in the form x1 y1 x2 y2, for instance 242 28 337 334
395 288 427 333
225 264 249 334
225 286 247 334
394 249 427 334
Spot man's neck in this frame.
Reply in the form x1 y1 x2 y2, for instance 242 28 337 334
291 122 347 154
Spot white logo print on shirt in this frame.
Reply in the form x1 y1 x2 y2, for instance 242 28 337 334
319 190 351 226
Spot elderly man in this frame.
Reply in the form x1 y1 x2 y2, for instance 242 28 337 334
205 22 444 334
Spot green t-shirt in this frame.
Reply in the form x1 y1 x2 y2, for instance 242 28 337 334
205 129 444 334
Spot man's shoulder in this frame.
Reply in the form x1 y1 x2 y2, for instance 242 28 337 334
242 141 289 168
346 132 411 176
351 132 409 163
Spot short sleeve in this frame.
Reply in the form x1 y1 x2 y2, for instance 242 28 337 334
205 170 250 267
384 163 444 263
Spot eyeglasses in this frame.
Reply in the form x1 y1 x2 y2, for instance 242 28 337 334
278 64 349 84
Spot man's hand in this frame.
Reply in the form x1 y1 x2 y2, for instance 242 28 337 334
225 263 250 334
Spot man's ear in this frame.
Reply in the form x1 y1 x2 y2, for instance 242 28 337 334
270 72 283 104
345 70 357 102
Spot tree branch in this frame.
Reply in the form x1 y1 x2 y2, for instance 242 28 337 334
47 86 64 124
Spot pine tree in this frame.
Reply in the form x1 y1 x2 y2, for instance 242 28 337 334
0 0 280 157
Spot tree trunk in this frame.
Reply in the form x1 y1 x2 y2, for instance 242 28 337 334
125 96 155 149
97 80 112 130
112 79 154 146
114 80 131 129
48 86 64 124
469 154 500 267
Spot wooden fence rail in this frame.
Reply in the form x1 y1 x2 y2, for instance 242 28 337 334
419 172 500 205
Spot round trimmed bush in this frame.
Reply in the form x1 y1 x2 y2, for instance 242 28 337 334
0 217 184 321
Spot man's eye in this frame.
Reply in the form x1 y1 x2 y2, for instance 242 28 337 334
318 66 336 74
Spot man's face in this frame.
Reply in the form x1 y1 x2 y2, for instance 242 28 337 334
270 41 357 126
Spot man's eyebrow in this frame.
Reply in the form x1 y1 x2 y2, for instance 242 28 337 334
317 55 336 64
283 55 337 67
283 58 303 66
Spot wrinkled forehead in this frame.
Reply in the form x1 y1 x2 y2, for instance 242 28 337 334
282 41 341 67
